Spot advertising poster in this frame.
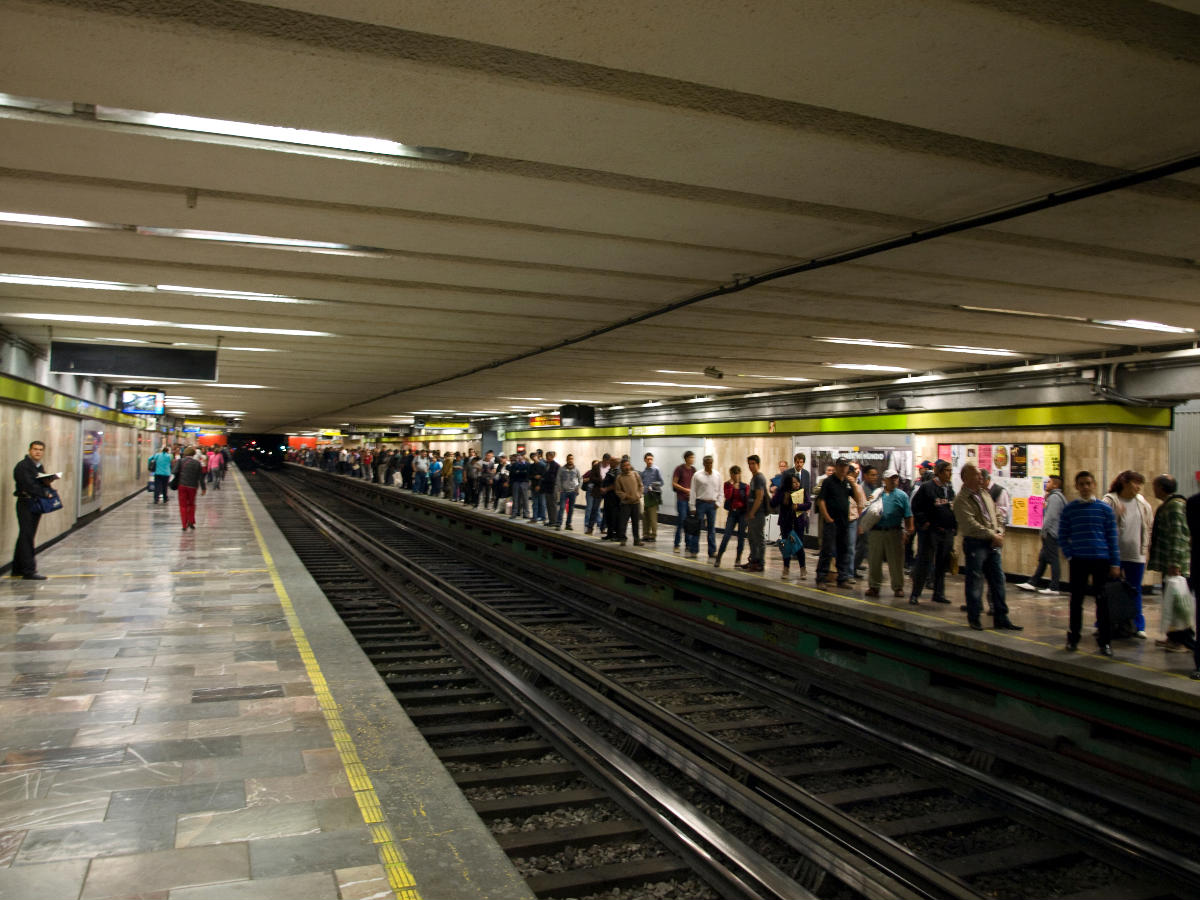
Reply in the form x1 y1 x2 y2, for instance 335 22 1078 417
937 444 951 462
80 425 104 515
947 442 1063 529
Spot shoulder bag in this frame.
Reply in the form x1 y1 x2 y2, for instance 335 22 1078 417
32 489 63 514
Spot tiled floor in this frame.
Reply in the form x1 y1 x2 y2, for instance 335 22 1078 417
1 473 530 900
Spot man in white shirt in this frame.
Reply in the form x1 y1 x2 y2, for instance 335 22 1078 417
689 455 723 558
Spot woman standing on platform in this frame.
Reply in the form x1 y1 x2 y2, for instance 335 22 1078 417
1102 471 1152 639
714 465 748 568
772 473 807 579
173 447 206 531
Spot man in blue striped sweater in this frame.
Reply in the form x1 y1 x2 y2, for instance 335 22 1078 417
1058 471 1122 657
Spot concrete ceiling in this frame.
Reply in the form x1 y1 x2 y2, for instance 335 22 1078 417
0 0 1197 431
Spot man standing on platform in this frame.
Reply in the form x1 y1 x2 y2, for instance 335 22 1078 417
954 464 1023 632
865 468 912 599
741 456 769 572
640 452 663 542
815 457 856 587
1186 483 1200 680
540 451 560 525
1058 470 1120 657
1018 475 1067 594
614 458 644 546
11 440 57 580
689 455 722 559
508 452 531 519
909 459 956 605
671 451 696 552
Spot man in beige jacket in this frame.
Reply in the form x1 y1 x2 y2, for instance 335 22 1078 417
953 464 1022 633
614 459 645 546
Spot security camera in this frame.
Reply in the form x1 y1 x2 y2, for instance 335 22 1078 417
703 366 724 379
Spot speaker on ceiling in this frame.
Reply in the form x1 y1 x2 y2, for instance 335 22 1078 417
885 396 907 410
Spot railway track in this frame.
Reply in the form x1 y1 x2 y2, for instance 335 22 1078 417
253 468 1200 900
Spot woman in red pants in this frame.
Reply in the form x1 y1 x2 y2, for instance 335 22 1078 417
172 447 207 530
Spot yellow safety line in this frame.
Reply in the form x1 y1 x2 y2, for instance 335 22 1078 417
234 477 421 899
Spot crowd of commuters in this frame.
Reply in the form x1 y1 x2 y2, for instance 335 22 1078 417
292 444 1200 676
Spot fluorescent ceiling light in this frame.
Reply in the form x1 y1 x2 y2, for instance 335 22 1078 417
136 226 358 253
209 383 267 389
179 324 331 336
1092 319 1195 334
686 397 714 403
655 369 703 375
616 381 730 390
62 336 148 344
96 106 465 162
171 342 281 352
411 409 454 413
641 401 662 407
959 305 1089 323
606 405 625 410
500 397 545 401
156 284 315 305
0 93 72 114
817 337 913 349
224 346 281 352
735 374 812 382
1 312 332 337
0 212 116 229
824 363 911 373
930 345 1019 356
0 273 141 290
212 411 245 415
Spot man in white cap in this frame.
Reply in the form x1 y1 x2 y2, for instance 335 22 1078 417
866 468 914 598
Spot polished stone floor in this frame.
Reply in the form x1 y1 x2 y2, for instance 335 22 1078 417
0 478 398 900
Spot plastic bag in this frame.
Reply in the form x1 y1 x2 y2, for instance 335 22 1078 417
1162 575 1196 633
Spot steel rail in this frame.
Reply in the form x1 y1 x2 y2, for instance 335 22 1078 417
283 466 1200 895
263 471 814 900
268 469 975 900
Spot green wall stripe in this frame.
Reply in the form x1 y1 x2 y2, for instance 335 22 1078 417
0 374 143 427
506 403 1171 441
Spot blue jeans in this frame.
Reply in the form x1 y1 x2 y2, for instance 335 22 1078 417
429 474 440 496
414 472 428 494
962 537 1009 622
557 491 577 527
531 492 547 521
674 498 689 548
694 500 717 555
510 482 530 518
584 488 601 530
1121 561 1146 631
717 510 746 559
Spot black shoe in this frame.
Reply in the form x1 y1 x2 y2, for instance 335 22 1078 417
994 620 1024 631
1190 670 1200 681
1098 644 1113 657
959 604 968 611
909 596 919 605
189 523 196 530
23 573 47 581
968 619 983 631
932 596 951 604
1065 638 1079 652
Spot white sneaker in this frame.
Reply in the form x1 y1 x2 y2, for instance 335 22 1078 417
1135 630 1147 639
1037 587 1058 595
1016 582 1037 592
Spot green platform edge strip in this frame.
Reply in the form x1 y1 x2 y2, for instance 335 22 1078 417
506 403 1172 441
0 373 143 427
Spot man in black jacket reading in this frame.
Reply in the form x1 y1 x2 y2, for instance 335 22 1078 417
12 440 58 580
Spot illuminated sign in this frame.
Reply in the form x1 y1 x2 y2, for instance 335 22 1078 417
528 414 561 428
424 421 470 430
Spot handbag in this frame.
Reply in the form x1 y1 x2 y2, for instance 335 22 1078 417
169 473 179 491
32 489 63 514
781 529 803 559
683 511 701 536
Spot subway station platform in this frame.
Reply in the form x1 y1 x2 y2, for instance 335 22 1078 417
0 472 529 900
